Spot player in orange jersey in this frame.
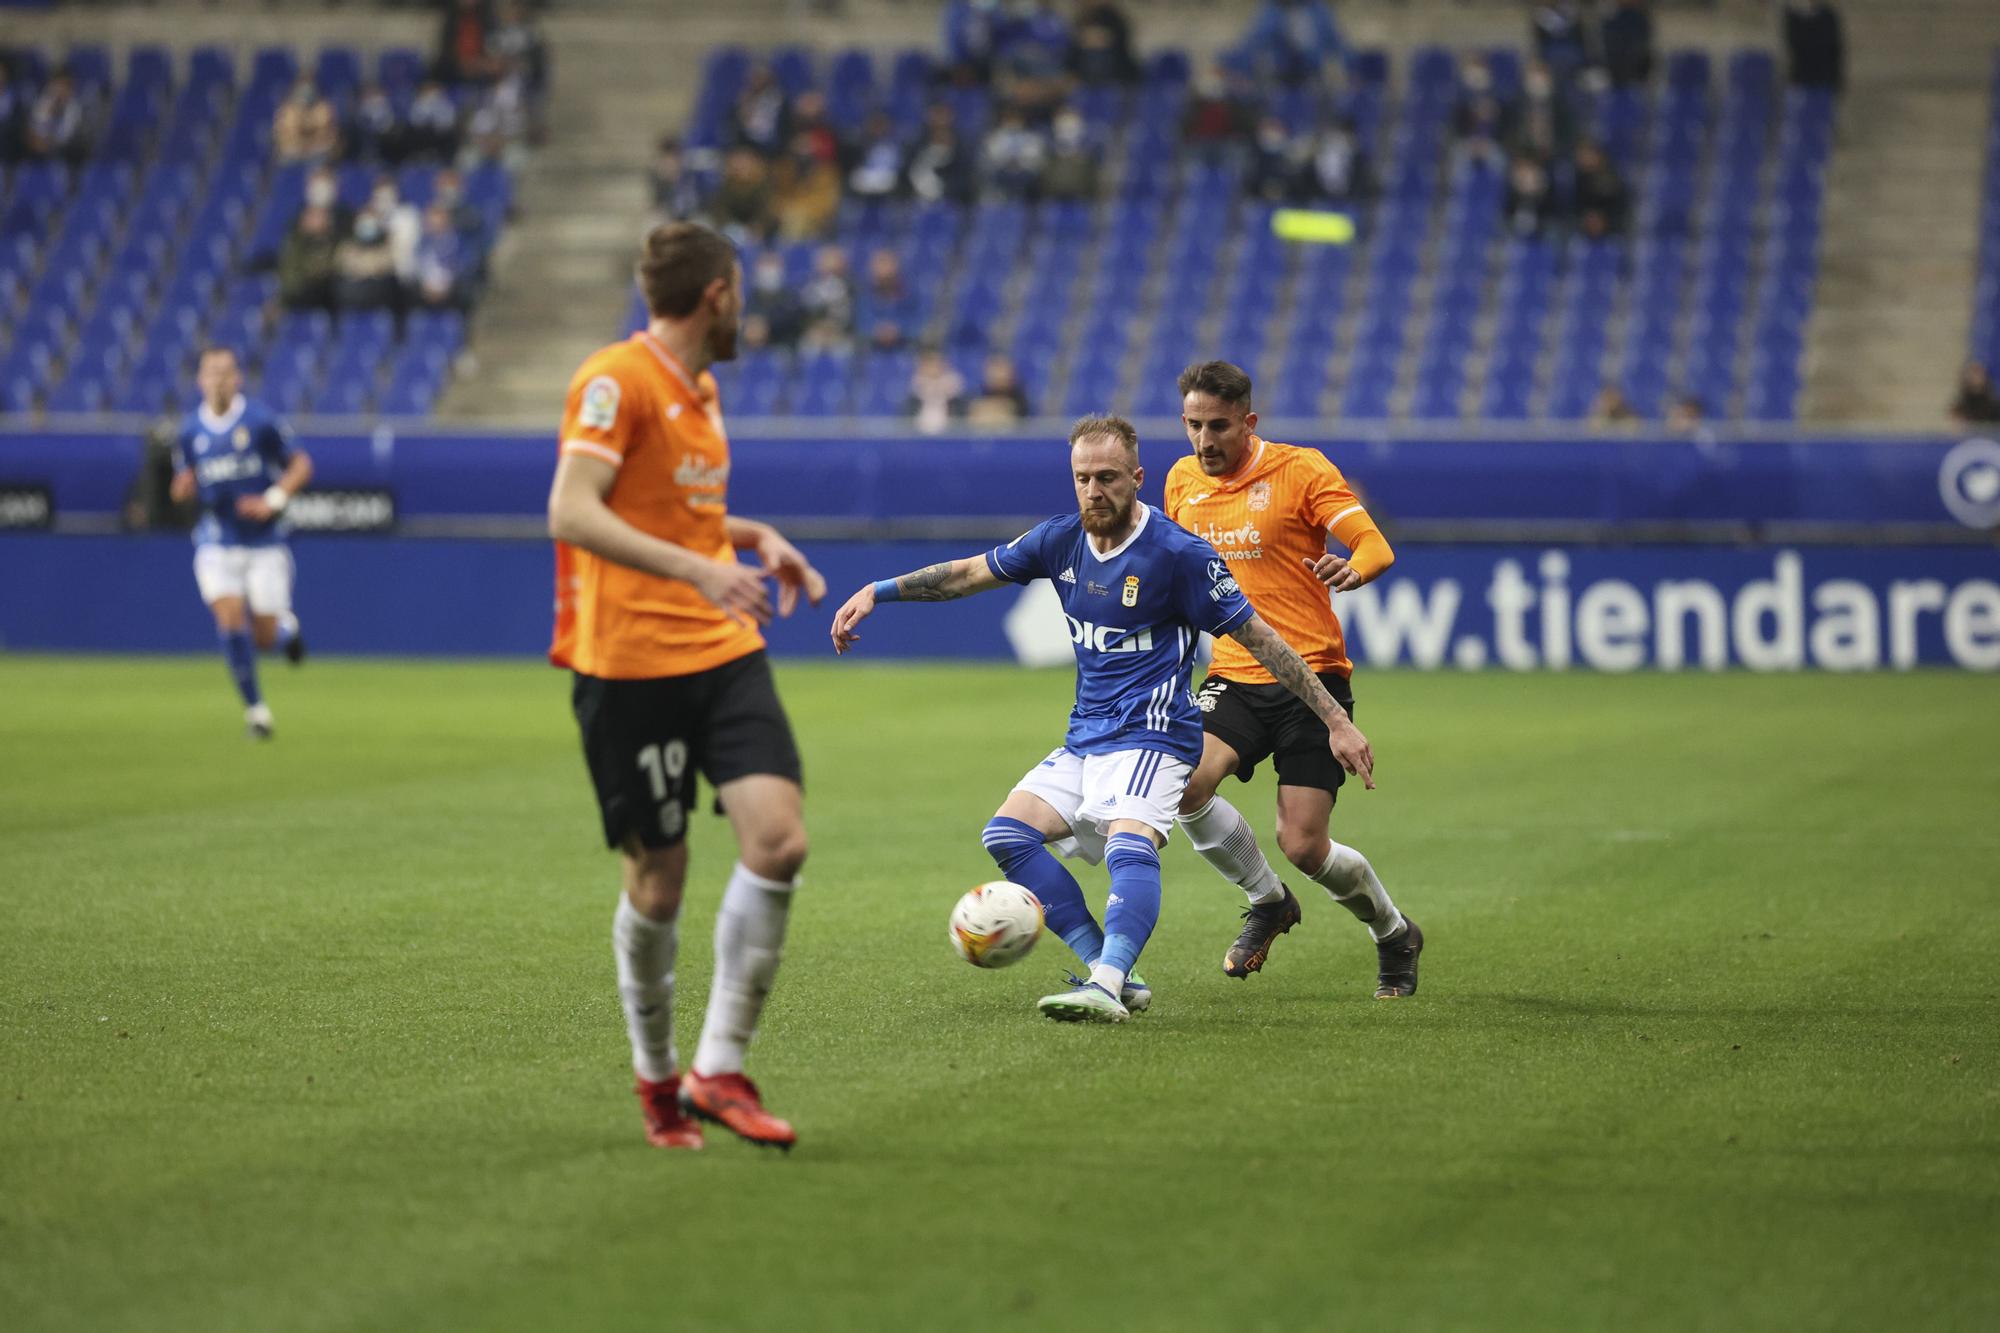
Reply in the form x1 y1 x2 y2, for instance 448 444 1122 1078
547 222 827 1151
1161 361 1423 998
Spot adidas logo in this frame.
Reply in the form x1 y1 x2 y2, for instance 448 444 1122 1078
1058 567 1077 584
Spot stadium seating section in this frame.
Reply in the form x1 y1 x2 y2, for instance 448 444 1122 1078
637 42 1833 423
0 44 512 419
1973 54 2000 376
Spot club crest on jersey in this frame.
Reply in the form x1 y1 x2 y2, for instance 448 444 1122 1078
232 426 250 450
1121 575 1140 607
1247 480 1272 511
579 375 620 430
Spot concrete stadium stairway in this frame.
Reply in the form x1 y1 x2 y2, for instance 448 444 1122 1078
1800 0 1993 427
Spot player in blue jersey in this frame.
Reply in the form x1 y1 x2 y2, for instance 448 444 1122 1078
168 347 314 739
830 415 1375 1022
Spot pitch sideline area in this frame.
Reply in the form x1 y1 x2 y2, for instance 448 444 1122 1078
2 657 1994 1330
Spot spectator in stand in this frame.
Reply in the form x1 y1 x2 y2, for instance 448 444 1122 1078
272 79 337 165
406 80 461 163
335 209 401 314
26 70 88 167
847 112 906 202
1300 117 1370 207
437 0 502 86
943 0 1013 87
982 108 1048 200
709 146 775 242
731 64 792 159
647 136 703 222
301 162 352 232
1502 153 1556 238
905 103 979 205
995 1 1074 120
488 0 550 103
1600 0 1655 89
1182 63 1254 165
461 72 530 170
367 175 424 289
1069 1 1139 84
1783 1 1845 95
1038 106 1100 201
1453 54 1508 164
742 249 805 351
1246 116 1301 202
0 66 29 164
278 204 342 315
413 205 467 312
789 91 841 168
347 82 408 165
1666 394 1706 431
1507 59 1576 163
861 248 918 352
1571 140 1629 238
1950 361 2000 426
965 353 1032 424
1590 385 1640 425
908 345 966 433
1531 2 1592 85
772 130 842 241
431 166 484 244
1237 0 1348 88
800 245 857 351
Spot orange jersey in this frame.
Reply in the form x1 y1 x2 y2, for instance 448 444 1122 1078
549 332 764 680
1162 436 1389 682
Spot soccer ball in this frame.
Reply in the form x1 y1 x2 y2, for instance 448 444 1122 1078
948 881 1044 968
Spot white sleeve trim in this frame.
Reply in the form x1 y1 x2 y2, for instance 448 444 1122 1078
1327 503 1367 529
562 439 624 466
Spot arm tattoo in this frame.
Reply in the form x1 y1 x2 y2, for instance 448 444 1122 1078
897 561 971 602
1232 617 1343 726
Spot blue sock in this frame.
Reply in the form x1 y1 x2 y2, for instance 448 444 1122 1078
1099 832 1164 980
220 628 262 707
981 816 1104 964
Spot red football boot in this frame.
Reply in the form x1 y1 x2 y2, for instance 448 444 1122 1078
634 1074 704 1150
679 1070 797 1151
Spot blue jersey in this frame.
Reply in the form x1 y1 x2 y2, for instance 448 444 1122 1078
986 503 1255 764
173 395 297 548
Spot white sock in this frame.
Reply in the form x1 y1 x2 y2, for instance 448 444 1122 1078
692 862 795 1078
1177 796 1286 905
1311 841 1405 942
1087 962 1127 999
613 894 679 1083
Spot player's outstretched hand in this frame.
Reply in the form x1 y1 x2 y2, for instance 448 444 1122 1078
1328 715 1376 790
697 558 774 625
830 585 876 654
1303 553 1365 593
755 529 827 617
170 470 196 504
236 494 276 522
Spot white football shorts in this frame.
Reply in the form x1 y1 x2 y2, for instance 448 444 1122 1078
1010 745 1191 865
193 544 294 614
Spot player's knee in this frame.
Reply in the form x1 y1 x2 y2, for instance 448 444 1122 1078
744 823 808 882
625 848 687 919
1277 828 1329 876
251 624 277 652
981 815 1039 871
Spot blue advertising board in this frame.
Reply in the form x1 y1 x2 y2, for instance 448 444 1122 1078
4 534 1995 669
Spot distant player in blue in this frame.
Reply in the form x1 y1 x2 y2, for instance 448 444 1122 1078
830 415 1375 1022
168 347 314 739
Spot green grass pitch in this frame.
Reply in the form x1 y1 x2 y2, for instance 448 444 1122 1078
2 656 1996 1331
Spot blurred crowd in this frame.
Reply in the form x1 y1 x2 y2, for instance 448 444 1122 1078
262 0 546 327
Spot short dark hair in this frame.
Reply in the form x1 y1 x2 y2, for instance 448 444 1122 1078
637 221 738 319
1069 413 1140 459
1177 360 1253 408
198 345 240 368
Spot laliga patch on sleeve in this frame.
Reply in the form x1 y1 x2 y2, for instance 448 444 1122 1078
579 376 621 431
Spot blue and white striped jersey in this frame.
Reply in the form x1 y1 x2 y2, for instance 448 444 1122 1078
987 503 1255 764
